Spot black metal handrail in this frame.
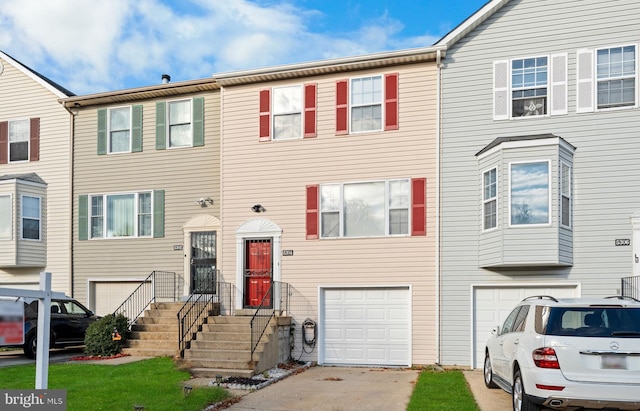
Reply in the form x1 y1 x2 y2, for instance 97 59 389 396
178 280 236 357
113 271 181 327
250 281 291 363
621 275 640 301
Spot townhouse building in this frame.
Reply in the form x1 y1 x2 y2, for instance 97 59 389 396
61 78 221 315
436 0 640 367
0 51 74 294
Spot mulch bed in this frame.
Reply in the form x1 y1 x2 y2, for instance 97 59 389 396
69 353 131 361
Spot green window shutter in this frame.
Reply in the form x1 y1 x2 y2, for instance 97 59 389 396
155 102 166 150
97 109 107 155
132 105 143 152
153 190 165 238
79 195 88 241
192 97 204 147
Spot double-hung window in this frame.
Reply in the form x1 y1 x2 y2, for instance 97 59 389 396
9 119 29 162
509 161 550 226
483 168 497 230
108 107 131 153
272 85 303 140
21 195 41 240
335 73 399 134
90 192 152 238
511 57 548 117
494 55 566 119
560 162 572 228
351 76 383 132
596 45 636 109
0 194 11 239
320 179 410 238
168 100 192 148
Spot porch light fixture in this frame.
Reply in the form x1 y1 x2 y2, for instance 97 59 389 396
251 204 266 213
195 197 214 207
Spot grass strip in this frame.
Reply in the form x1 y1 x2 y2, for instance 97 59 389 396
0 356 229 411
407 369 480 411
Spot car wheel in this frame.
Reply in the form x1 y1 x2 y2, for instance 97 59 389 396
512 369 541 411
484 352 498 388
23 333 37 359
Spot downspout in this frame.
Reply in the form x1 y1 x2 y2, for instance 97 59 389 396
435 48 443 365
61 102 76 297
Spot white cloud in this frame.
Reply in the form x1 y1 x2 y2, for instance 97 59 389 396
0 0 438 95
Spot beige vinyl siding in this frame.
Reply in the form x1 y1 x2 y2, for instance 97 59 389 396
440 0 640 365
0 57 72 294
72 92 220 304
221 62 438 365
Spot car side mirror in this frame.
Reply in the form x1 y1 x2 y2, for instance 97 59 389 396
492 325 500 335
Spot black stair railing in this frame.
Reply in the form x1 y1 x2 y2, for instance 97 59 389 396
250 281 291 363
621 275 640 301
113 271 181 327
178 280 236 357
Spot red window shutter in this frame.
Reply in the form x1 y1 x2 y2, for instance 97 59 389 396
259 89 271 141
30 118 40 161
385 73 399 130
304 83 317 138
306 185 319 239
411 178 426 236
0 121 7 164
335 80 348 135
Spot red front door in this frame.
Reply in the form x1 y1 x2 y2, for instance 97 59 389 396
244 239 272 307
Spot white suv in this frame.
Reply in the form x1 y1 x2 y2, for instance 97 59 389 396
483 295 640 411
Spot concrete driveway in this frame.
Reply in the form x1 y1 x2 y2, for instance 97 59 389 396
223 366 420 411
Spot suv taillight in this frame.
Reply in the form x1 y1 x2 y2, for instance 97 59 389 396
533 347 560 369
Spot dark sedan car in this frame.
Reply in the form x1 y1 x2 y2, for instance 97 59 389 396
22 297 99 358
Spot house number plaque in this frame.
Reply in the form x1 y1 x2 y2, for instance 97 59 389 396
615 239 630 246
282 250 294 256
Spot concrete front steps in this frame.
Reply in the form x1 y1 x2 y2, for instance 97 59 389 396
182 314 276 378
122 301 183 357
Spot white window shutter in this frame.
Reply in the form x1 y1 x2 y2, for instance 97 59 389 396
493 60 510 120
550 53 568 115
576 49 594 113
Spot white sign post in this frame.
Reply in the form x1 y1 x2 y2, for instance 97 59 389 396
0 272 66 389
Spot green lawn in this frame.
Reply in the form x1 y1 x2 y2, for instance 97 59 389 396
0 358 479 411
407 369 480 411
0 357 229 411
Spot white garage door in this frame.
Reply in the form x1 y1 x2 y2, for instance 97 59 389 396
473 285 578 368
321 287 410 366
92 281 147 316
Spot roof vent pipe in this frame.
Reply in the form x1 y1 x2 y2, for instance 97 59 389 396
161 74 171 84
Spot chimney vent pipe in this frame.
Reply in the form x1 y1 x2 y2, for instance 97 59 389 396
162 74 171 84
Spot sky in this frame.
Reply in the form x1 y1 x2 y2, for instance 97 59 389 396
0 0 488 96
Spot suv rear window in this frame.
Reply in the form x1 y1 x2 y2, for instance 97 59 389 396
540 306 640 337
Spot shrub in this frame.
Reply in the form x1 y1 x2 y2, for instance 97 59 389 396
84 314 131 356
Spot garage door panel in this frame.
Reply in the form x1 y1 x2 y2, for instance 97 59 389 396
322 287 410 366
93 281 144 316
472 285 578 368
